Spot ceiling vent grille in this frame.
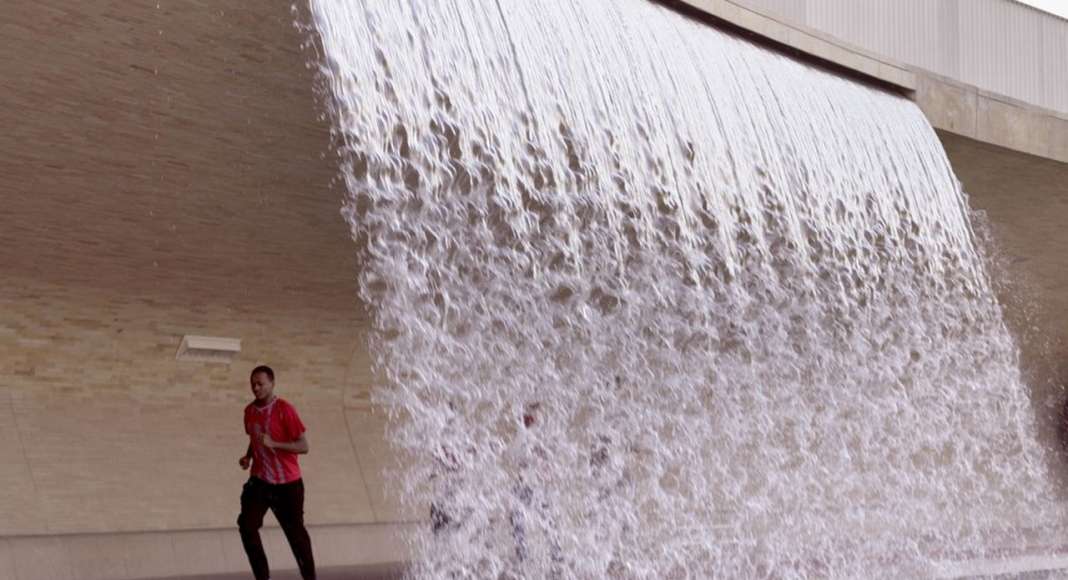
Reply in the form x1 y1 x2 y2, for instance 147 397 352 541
176 335 242 364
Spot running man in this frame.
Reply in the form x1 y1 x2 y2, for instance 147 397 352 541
237 365 317 580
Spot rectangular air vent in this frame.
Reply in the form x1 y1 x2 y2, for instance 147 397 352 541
175 335 241 363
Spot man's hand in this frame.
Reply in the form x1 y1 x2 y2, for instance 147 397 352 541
262 432 277 449
239 455 252 470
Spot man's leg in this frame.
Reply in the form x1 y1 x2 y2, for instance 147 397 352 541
237 478 272 580
273 479 316 580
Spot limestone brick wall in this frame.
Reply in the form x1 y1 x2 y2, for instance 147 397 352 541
0 273 418 579
0 274 417 536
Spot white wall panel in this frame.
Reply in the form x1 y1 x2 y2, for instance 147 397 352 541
1042 13 1068 109
729 0 1068 114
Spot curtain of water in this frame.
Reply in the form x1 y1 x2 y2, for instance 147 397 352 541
309 0 1060 577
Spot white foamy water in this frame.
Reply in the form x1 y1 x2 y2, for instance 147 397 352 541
308 1 1062 577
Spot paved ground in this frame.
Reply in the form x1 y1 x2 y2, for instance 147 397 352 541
139 558 1068 579
143 564 406 580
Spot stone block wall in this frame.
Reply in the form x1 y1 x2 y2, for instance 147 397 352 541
0 274 417 579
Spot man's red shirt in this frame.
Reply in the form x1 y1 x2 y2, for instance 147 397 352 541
244 397 306 484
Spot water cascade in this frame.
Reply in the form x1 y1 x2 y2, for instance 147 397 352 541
309 0 1062 577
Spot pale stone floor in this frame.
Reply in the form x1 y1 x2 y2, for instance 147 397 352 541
137 558 1068 579
140 564 1068 579
138 568 1068 580
144 563 405 580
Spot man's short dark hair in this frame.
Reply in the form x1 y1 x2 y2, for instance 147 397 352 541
251 365 275 382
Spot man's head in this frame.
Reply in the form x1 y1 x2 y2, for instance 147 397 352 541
250 365 275 402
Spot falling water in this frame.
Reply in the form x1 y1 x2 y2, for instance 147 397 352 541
309 0 1062 577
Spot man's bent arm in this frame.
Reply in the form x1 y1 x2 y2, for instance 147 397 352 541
267 433 310 455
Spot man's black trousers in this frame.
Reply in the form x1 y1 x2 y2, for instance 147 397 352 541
238 477 316 580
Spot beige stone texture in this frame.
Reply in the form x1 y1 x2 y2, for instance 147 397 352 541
63 534 135 580
312 523 416 569
0 393 39 536
168 530 230 576
9 536 73 580
345 410 423 523
301 405 379 525
0 539 15 580
117 533 179 580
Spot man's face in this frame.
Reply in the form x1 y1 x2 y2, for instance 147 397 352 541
250 372 274 401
